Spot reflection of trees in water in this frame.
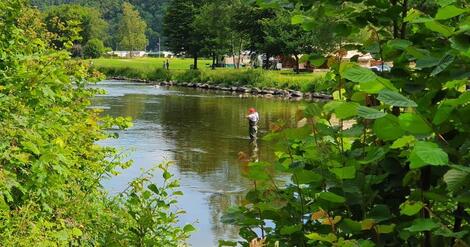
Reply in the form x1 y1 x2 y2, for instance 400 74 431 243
208 192 245 243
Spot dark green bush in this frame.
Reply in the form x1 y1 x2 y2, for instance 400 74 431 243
174 69 202 83
83 38 105 59
147 68 172 82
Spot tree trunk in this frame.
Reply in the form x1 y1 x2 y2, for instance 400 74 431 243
212 53 216 70
193 53 198 70
400 0 409 38
294 54 300 74
264 53 270 70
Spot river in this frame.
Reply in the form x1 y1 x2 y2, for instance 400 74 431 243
92 80 305 246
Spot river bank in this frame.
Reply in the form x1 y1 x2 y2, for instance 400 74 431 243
108 76 333 100
90 58 334 99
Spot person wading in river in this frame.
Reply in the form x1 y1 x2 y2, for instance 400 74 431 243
246 108 259 141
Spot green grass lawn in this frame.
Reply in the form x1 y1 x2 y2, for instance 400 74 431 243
91 57 213 71
90 57 328 92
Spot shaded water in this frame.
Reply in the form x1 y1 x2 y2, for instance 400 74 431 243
93 80 304 246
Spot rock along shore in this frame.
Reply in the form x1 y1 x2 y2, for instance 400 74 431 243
108 76 333 101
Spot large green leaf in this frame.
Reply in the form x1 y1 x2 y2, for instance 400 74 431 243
430 53 455 76
293 170 323 184
409 141 448 169
357 106 387 119
391 135 416 149
330 166 356 180
400 201 424 216
424 21 455 37
443 169 468 191
335 102 359 119
319 191 346 203
373 114 404 141
398 113 432 135
387 39 413 50
305 232 337 243
435 5 466 20
433 105 454 124
377 90 417 107
405 219 440 232
342 66 377 83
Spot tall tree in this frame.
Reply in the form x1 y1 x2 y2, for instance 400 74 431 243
43 4 109 50
117 2 148 53
163 0 205 69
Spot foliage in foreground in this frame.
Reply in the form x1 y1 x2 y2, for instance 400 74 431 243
223 0 470 247
0 1 193 245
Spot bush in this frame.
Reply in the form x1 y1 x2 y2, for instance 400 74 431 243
174 69 202 83
148 68 172 82
83 38 105 59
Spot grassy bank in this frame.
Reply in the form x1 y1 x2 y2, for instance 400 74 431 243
91 57 330 93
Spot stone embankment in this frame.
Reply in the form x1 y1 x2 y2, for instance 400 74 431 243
109 77 333 100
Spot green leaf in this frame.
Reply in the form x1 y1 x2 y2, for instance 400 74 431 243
22 141 40 155
400 201 424 216
339 219 362 234
399 113 432 135
404 8 423 23
405 219 440 232
359 147 386 164
443 169 468 191
409 141 448 169
305 232 337 243
377 224 396 234
293 170 322 184
437 0 456 7
148 184 159 194
330 166 356 180
373 114 404 141
387 39 413 50
280 224 303 235
357 106 387 119
435 5 466 20
291 15 304 24
342 66 377 83
335 102 359 119
433 105 454 124
218 240 238 247
416 56 440 69
183 224 196 233
304 104 322 117
424 21 455 37
319 192 346 203
431 54 455 76
377 90 417 107
391 135 416 149
163 170 172 180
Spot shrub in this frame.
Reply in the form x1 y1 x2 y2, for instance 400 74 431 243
147 68 172 82
174 69 202 83
83 38 105 59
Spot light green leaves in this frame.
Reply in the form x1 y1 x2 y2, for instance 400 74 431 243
398 113 432 135
377 90 417 107
409 141 448 169
400 201 424 216
357 106 386 119
22 141 40 155
293 170 322 184
405 219 440 232
424 21 455 37
330 166 356 180
373 114 404 141
319 192 346 203
342 66 377 83
391 135 416 149
435 5 466 20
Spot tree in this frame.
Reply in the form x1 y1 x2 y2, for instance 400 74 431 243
83 38 105 58
117 2 148 53
224 0 470 246
261 10 336 73
192 1 231 68
163 0 205 69
43 4 109 50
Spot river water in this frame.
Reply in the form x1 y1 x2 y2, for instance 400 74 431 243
92 80 304 246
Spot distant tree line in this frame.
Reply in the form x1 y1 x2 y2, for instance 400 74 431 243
163 0 337 71
31 0 168 52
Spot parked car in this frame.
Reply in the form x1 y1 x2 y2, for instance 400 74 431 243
370 64 392 72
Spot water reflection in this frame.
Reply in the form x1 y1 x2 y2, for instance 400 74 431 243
92 80 303 246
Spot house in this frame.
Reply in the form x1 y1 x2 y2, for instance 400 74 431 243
107 51 147 58
224 51 252 68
